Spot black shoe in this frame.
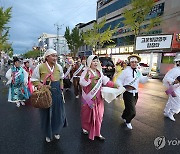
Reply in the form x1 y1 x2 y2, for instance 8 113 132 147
96 135 105 141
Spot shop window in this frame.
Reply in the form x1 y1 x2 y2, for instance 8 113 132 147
162 56 174 64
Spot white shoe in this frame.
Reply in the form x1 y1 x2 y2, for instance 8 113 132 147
75 95 79 98
45 137 51 143
54 134 60 140
82 129 88 135
16 102 20 107
164 112 169 117
168 113 176 121
120 117 126 123
126 123 133 129
21 102 25 106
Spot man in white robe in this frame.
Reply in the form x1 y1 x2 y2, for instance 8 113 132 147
163 54 180 121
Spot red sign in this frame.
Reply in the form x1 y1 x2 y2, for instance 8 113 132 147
172 33 180 49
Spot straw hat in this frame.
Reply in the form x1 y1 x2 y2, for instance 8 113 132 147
128 54 141 62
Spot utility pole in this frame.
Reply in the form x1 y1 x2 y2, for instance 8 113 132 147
54 24 64 55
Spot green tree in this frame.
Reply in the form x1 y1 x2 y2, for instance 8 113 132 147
64 27 83 57
2 42 13 57
123 0 161 36
23 50 41 59
0 7 12 56
82 18 117 53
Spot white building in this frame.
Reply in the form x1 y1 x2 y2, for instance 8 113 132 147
38 33 70 55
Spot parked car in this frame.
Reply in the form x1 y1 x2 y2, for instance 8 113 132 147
99 57 115 79
137 63 150 75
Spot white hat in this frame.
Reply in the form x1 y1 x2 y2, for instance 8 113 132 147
23 59 29 63
43 49 57 60
87 55 102 72
174 54 180 62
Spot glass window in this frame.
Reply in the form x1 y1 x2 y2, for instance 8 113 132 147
97 0 131 19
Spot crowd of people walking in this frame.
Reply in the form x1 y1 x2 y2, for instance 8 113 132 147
0 48 179 143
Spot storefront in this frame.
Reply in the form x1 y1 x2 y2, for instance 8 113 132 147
96 45 159 71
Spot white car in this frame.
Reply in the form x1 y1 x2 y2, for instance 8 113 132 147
137 63 150 75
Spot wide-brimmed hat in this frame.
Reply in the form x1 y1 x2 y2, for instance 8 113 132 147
128 54 141 62
174 54 180 62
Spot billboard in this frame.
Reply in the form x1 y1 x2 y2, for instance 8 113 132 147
135 34 173 51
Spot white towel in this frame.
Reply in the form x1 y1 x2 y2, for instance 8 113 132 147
101 87 126 103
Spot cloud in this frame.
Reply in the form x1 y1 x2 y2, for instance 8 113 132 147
3 0 97 54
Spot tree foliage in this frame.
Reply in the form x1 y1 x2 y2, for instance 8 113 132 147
23 50 41 59
64 27 83 57
82 18 117 52
0 7 12 56
123 0 161 36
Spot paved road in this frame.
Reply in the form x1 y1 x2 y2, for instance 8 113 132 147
0 77 179 154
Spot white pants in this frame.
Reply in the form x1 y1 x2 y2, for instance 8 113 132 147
164 95 180 114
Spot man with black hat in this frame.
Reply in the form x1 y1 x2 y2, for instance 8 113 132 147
116 54 149 129
5 57 30 107
163 54 180 121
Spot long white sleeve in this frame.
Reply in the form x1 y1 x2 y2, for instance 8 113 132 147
31 64 40 82
57 64 64 79
163 67 180 88
5 68 12 85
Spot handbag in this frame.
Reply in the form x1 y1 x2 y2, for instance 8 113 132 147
30 81 52 108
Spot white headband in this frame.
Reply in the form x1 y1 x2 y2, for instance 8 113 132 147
43 49 57 60
130 57 138 62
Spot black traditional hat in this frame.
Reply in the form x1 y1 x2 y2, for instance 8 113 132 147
13 57 20 63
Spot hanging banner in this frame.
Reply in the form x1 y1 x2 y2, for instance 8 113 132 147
135 34 173 51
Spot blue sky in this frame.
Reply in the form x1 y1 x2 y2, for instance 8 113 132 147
1 0 97 54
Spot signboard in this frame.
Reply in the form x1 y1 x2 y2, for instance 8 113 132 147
135 34 173 51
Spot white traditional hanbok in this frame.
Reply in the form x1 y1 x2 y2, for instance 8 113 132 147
163 66 180 121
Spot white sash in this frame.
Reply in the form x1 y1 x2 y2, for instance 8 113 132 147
70 64 84 82
63 66 72 79
82 71 103 104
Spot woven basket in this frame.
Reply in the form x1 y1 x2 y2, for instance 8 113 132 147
30 85 52 108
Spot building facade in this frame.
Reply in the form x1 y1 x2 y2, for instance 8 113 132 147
96 0 180 74
76 20 96 58
38 33 69 56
